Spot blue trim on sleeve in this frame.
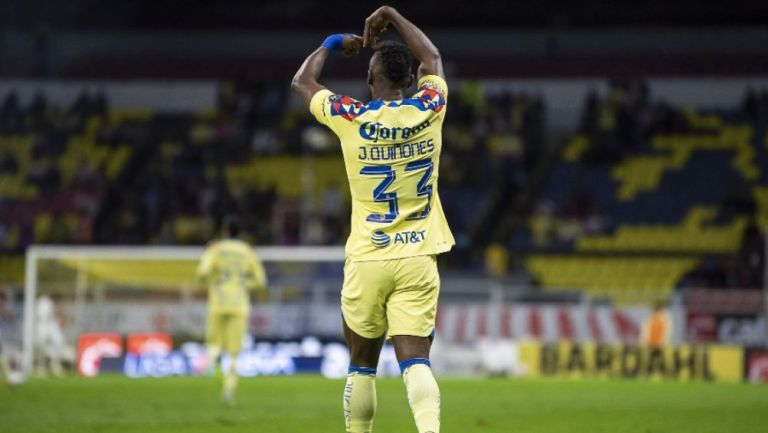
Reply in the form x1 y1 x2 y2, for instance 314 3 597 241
348 364 377 376
399 358 431 374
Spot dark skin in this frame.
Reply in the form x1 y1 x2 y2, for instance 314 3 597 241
292 6 444 368
292 5 444 106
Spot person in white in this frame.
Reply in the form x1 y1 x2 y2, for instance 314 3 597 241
34 295 70 376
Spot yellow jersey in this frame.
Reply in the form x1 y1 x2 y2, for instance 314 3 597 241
310 75 455 262
196 239 267 315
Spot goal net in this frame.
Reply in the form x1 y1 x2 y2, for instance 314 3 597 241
22 245 346 374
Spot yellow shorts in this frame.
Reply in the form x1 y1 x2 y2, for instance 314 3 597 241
341 255 439 339
206 312 248 355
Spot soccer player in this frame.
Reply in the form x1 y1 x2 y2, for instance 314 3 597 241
197 216 267 403
34 294 68 377
292 6 454 433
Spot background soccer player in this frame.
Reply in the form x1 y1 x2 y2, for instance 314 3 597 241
33 294 69 376
292 6 454 433
197 216 267 404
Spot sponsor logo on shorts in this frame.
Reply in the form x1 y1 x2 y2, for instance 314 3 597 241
371 230 391 248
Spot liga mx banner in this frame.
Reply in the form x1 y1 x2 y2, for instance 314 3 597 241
518 342 744 383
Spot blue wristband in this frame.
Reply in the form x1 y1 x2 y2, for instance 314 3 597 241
322 34 345 51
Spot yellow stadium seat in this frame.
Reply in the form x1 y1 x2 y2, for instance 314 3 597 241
614 124 758 201
753 186 768 231
226 156 349 204
563 135 590 161
526 255 698 304
34 213 53 242
576 207 746 254
173 217 213 244
0 255 24 285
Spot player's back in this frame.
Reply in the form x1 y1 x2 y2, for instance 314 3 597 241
310 75 455 261
199 239 258 315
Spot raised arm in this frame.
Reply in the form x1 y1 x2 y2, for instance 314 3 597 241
363 6 443 78
291 47 330 108
291 34 362 108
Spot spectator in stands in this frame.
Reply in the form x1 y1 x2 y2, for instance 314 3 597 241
48 211 73 244
73 210 94 244
484 243 509 280
0 81 547 266
530 200 556 249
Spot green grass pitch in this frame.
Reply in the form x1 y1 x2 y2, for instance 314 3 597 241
1 375 767 432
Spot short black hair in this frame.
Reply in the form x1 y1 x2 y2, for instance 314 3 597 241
373 40 413 88
223 215 240 238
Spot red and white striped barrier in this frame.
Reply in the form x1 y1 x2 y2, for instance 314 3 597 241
435 304 661 345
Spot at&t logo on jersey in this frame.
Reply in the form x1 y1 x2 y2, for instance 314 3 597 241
371 230 427 248
371 230 391 248
395 230 427 245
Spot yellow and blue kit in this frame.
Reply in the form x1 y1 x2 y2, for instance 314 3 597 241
197 239 267 352
310 75 454 338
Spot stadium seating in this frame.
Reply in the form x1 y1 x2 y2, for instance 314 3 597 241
2 82 764 300
224 156 348 202
576 207 747 253
754 186 768 229
2 83 541 252
0 134 36 200
0 254 24 285
526 255 700 304
0 102 140 250
523 87 767 301
562 135 590 162
613 123 756 201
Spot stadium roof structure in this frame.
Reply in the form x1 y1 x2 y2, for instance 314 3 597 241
2 0 768 30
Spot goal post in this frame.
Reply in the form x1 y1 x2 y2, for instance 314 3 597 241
22 245 346 374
